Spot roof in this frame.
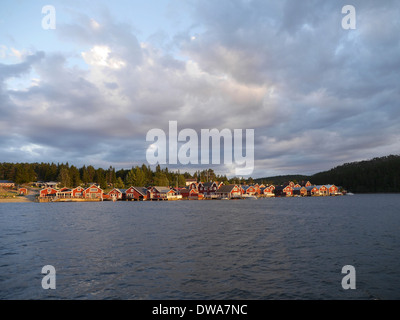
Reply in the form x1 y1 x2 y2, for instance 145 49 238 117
292 186 307 190
202 182 214 188
153 186 174 193
0 180 14 183
216 185 238 193
130 187 148 196
109 188 127 193
261 187 273 191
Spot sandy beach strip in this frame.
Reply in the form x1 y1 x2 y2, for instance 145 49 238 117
0 196 35 203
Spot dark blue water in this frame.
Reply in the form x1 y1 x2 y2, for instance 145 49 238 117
1 194 399 300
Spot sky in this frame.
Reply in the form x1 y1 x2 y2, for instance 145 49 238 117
1 0 399 178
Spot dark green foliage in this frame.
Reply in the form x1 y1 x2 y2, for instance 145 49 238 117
0 162 231 188
311 155 400 193
1 155 399 192
254 175 310 186
254 155 400 193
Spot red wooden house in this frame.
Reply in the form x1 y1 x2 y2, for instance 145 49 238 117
178 188 190 198
293 187 308 196
0 180 15 189
198 181 220 195
215 185 242 199
253 184 261 194
58 187 72 199
315 185 329 196
71 186 85 198
244 186 257 195
108 188 126 200
326 185 339 195
125 187 148 201
40 187 58 198
19 187 28 195
261 186 275 197
148 187 177 200
283 185 294 196
180 188 204 200
188 182 199 191
82 185 104 200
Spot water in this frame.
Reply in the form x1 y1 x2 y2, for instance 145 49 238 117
0 194 399 300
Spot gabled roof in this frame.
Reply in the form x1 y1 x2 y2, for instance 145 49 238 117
84 184 103 191
292 186 307 190
202 182 214 188
216 184 238 193
261 186 273 191
152 186 174 193
129 186 148 196
109 188 127 193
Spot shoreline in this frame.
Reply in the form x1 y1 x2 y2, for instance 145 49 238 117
0 196 35 203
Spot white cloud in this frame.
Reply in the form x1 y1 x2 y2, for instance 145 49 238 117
90 18 101 30
81 45 126 69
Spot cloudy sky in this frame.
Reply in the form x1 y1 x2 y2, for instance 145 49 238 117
1 0 399 178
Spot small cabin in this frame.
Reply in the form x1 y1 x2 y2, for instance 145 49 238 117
82 185 104 200
19 187 28 195
40 187 58 198
125 187 148 201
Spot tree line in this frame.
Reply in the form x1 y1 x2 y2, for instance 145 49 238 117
0 162 240 190
254 155 400 193
311 155 400 193
2 154 398 192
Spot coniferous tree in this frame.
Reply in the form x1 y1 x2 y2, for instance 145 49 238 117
58 167 71 187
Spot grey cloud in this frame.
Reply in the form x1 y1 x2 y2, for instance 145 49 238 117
1 1 400 176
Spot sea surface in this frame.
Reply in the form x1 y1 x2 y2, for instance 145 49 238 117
1 194 399 300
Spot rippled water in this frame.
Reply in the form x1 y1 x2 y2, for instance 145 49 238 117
1 194 399 300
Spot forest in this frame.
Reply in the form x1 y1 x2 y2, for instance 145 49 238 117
1 155 399 192
255 155 400 193
310 155 400 193
0 162 239 190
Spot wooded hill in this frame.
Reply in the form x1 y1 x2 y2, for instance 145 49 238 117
255 155 400 193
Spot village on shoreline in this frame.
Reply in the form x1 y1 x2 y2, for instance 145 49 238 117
0 179 345 203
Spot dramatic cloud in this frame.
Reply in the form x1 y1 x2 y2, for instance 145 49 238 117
1 0 399 177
